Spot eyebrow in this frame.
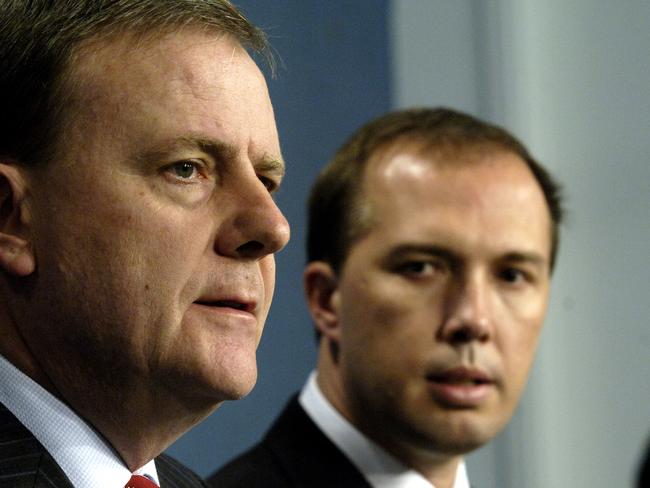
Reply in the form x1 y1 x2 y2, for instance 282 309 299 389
252 155 286 179
386 244 458 262
386 245 548 268
500 252 547 268
139 135 285 177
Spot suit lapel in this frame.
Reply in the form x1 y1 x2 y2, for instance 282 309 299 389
0 403 207 488
0 402 73 487
156 453 206 488
263 396 372 488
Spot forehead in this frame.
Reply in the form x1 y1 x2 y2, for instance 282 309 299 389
358 145 552 261
363 142 543 207
70 27 255 83
57 28 279 159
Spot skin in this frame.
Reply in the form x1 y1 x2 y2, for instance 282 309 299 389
0 30 289 469
306 145 552 488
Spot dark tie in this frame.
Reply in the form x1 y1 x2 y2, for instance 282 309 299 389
125 474 159 488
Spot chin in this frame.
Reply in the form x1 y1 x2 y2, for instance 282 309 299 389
403 411 505 457
159 357 259 409
438 421 507 455
213 375 257 401
404 429 492 457
206 363 259 402
435 434 493 456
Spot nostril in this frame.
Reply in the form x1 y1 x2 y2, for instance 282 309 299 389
450 328 474 344
236 240 265 258
447 322 490 344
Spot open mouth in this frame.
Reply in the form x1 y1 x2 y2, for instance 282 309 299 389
194 300 249 312
429 377 491 386
427 368 494 406
428 368 493 387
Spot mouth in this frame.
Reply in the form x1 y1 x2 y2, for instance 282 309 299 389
427 367 494 407
428 368 493 386
193 299 255 314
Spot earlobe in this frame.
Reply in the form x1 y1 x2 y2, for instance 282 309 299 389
303 261 342 341
0 164 35 277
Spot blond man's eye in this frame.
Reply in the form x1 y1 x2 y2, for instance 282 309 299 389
170 161 199 179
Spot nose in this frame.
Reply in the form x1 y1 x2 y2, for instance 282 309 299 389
439 272 492 344
216 177 290 260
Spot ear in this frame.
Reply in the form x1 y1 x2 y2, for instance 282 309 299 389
303 261 342 342
0 163 35 277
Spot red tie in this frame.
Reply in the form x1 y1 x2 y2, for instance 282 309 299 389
125 474 159 488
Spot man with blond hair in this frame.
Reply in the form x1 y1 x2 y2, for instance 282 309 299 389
0 1 289 486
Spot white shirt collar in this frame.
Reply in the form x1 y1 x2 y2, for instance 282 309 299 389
0 354 159 488
299 371 470 488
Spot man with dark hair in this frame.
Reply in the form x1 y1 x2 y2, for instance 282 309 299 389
0 1 289 487
210 108 563 488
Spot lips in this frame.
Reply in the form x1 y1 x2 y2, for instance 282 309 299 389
427 367 494 407
429 367 492 385
194 299 254 313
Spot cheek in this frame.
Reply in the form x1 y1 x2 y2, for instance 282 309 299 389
518 327 543 374
348 275 441 336
260 255 276 309
341 279 431 362
497 293 547 362
498 319 544 398
514 309 545 354
48 204 198 312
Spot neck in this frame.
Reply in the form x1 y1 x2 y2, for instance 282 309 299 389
0 309 219 471
91 396 218 471
390 445 462 488
54 368 220 471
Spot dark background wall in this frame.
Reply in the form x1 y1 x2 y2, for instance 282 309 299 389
166 1 391 476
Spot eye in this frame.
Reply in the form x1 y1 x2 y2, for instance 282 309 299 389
498 267 528 284
164 160 203 181
258 174 279 193
400 261 431 275
395 260 445 278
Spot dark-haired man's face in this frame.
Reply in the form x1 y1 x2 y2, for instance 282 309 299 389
322 147 551 458
17 31 289 413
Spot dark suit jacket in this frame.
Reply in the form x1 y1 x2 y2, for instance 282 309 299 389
0 402 206 488
208 395 371 487
639 438 650 488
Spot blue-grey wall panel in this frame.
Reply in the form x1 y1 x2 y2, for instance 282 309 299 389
166 1 391 476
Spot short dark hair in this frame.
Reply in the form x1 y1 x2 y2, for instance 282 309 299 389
0 0 270 167
307 107 564 272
